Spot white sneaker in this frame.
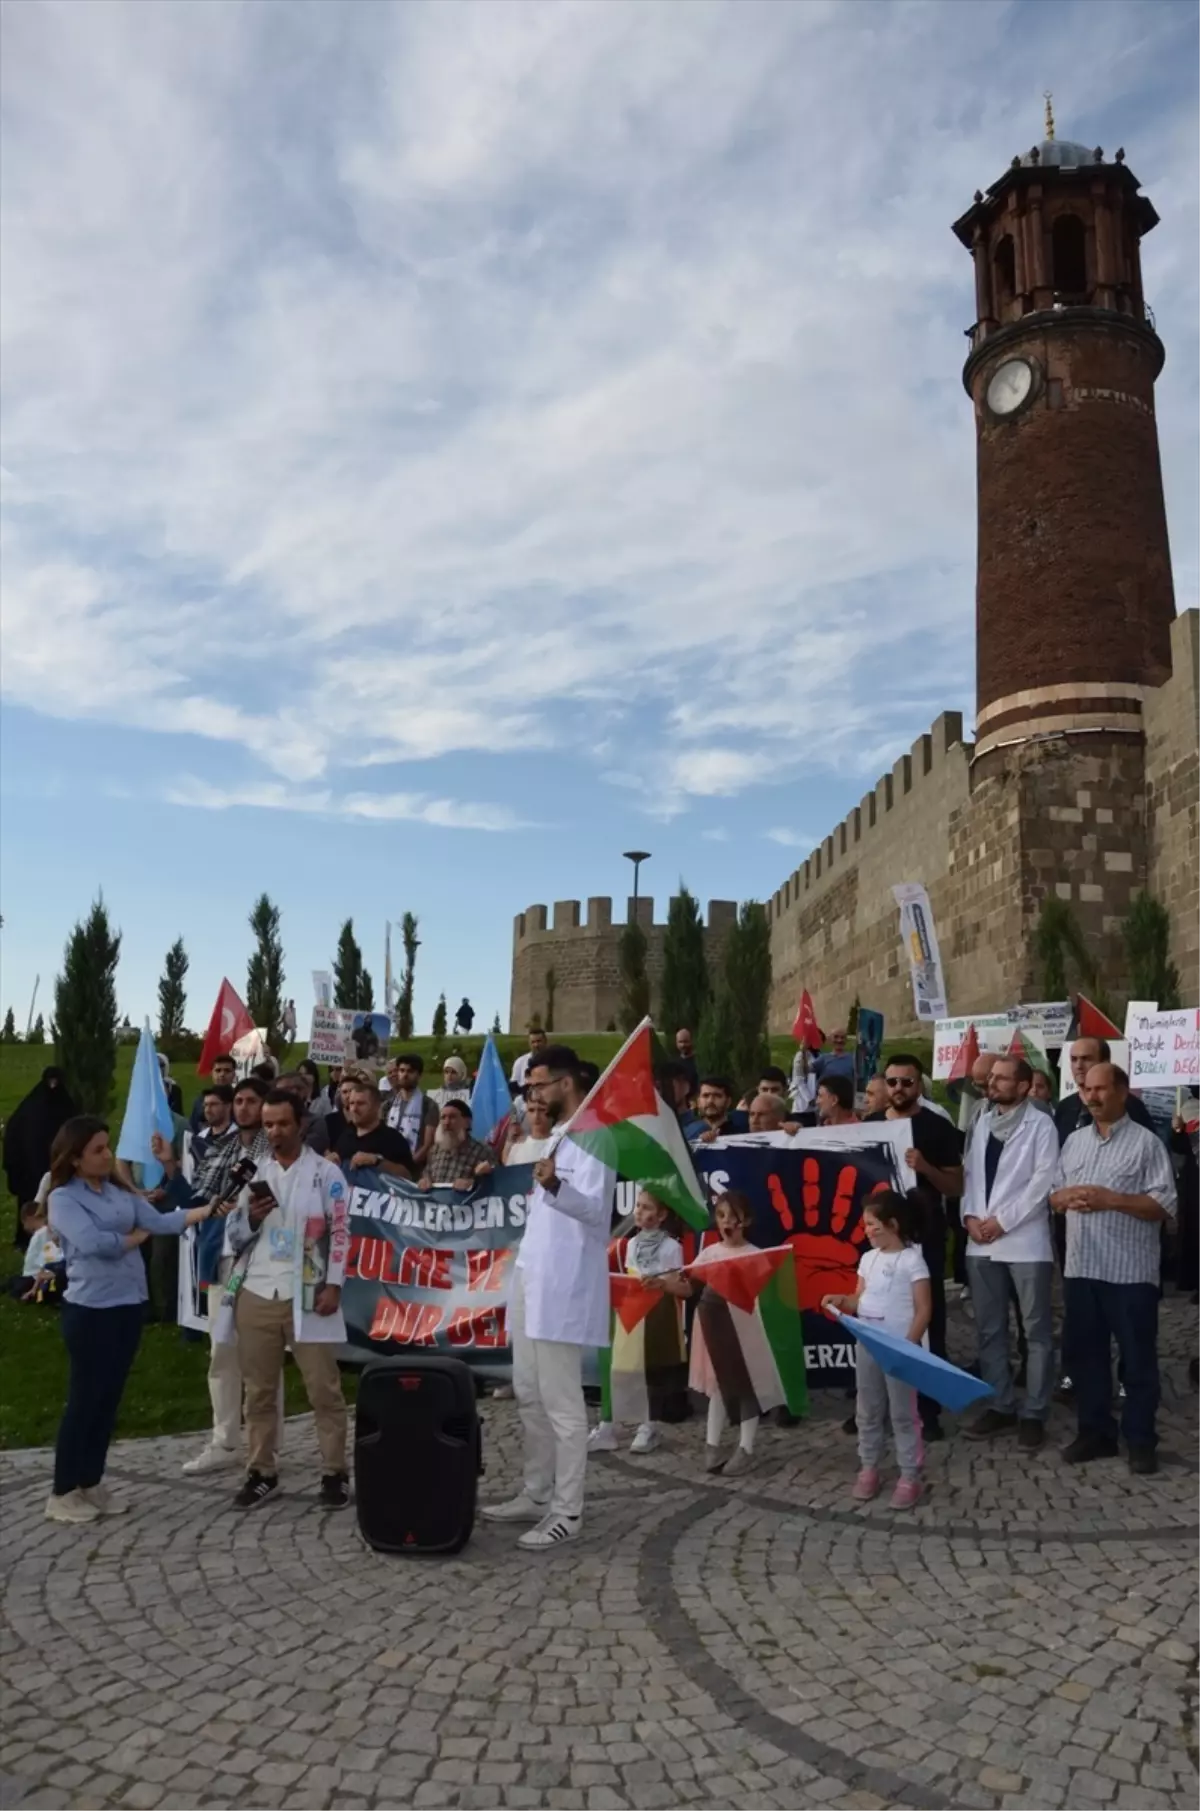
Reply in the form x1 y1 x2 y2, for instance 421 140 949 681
45 1490 99 1525
629 1425 661 1454
587 1422 619 1453
517 1512 581 1550
182 1442 238 1476
79 1484 128 1516
481 1493 548 1523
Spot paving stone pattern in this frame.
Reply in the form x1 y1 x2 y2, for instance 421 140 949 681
1 1293 1197 1811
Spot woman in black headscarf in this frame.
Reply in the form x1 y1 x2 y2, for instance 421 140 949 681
4 1067 77 1247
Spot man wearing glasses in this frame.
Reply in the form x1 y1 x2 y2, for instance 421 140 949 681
482 1045 613 1551
865 1053 964 1442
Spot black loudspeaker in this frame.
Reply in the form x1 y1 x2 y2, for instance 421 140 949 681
354 1356 482 1555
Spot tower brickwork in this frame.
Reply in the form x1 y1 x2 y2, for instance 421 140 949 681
953 136 1175 761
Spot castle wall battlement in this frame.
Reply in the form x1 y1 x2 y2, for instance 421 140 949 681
509 897 737 1034
766 712 968 927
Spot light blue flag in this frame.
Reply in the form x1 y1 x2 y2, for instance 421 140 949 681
116 1021 176 1189
831 1309 993 1414
470 1035 513 1151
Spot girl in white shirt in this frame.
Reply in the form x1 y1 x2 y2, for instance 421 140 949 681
822 1189 931 1510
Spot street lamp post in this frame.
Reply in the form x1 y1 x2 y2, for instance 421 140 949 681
623 850 652 919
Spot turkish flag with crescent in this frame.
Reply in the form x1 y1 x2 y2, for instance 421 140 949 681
791 989 822 1049
197 979 254 1076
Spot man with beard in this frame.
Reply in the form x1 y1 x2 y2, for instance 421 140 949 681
383 1054 438 1172
4 1068 76 1248
482 1044 614 1550
418 1101 495 1190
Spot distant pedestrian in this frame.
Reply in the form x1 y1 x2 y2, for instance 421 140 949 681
4 1067 76 1248
453 998 476 1034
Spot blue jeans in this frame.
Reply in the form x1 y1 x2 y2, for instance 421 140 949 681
967 1258 1054 1420
54 1303 144 1494
1063 1278 1159 1449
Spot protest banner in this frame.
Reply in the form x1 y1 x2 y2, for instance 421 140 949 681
1123 1004 1200 1087
933 1002 1072 1079
309 1005 390 1066
178 1130 911 1388
695 1122 909 1386
341 1167 535 1369
854 1008 884 1091
891 883 947 1020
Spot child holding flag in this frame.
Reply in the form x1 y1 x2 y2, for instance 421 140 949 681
821 1189 931 1509
589 1190 689 1456
687 1191 786 1476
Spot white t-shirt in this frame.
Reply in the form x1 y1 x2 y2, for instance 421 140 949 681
242 1163 305 1301
857 1245 930 1338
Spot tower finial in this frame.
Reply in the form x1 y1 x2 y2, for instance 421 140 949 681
1044 91 1056 140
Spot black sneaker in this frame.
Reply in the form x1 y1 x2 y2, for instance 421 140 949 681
1017 1419 1044 1451
234 1471 279 1509
841 1414 858 1435
1127 1446 1159 1476
921 1419 945 1443
1061 1433 1119 1465
319 1472 350 1509
964 1409 1019 1441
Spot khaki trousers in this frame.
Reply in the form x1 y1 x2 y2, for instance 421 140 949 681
234 1290 347 1477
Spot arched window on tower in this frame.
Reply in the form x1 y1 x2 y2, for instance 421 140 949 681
1052 214 1088 299
993 235 1016 315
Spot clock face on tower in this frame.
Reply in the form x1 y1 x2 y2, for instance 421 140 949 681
985 357 1036 418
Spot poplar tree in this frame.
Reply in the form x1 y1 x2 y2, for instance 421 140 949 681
157 937 189 1042
247 895 285 1052
53 897 121 1112
659 885 709 1042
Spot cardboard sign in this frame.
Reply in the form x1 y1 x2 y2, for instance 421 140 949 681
932 1003 1071 1079
1123 1005 1200 1087
309 1006 390 1067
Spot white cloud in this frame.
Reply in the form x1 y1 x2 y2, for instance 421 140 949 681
765 828 815 850
701 827 729 843
163 776 530 832
1 0 1194 806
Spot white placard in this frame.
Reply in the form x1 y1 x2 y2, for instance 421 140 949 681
932 1002 1072 1079
1123 1005 1200 1087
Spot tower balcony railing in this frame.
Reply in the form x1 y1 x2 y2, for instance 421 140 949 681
965 291 1157 350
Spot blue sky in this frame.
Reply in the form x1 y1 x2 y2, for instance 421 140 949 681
2 0 1197 1038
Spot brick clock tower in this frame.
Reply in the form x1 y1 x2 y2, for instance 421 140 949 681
950 108 1179 993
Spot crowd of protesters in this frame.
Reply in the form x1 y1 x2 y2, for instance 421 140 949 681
5 1013 1194 1530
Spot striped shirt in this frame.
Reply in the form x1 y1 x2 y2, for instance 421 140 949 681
1055 1115 1177 1286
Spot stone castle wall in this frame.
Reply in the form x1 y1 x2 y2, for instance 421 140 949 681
509 614 1197 1037
1144 609 1200 989
509 897 738 1034
767 609 1198 1037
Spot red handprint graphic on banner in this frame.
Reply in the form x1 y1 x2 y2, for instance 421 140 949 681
768 1157 868 1312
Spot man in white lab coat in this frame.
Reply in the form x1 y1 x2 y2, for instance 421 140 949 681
483 1044 614 1550
960 1056 1059 1449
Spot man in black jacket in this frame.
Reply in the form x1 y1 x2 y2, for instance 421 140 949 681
866 1053 964 1440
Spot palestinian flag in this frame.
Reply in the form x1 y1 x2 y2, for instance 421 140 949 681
1009 1026 1055 1086
682 1244 793 1314
1072 993 1123 1041
610 1272 663 1334
947 1021 980 1084
563 1020 707 1229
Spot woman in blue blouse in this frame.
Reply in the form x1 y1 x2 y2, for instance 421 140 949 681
46 1116 214 1525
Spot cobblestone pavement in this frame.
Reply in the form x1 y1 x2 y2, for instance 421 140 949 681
1 1292 1196 1811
